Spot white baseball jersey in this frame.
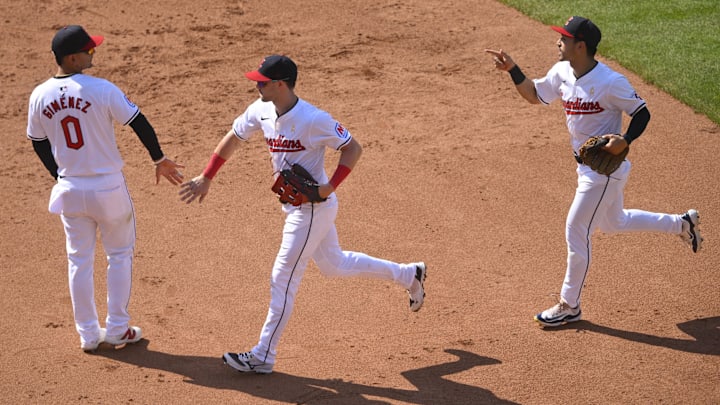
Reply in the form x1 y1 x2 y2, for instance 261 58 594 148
231 98 352 183
534 61 646 152
27 74 140 177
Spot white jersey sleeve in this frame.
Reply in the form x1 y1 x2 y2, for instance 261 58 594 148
533 62 567 105
231 98 267 141
306 109 352 152
287 103 352 182
606 74 647 117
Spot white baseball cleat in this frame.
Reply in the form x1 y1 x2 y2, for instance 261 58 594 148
105 326 143 346
81 328 106 352
534 301 582 327
408 262 427 312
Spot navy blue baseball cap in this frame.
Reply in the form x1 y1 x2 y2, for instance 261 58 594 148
52 25 104 60
551 16 601 50
245 55 297 82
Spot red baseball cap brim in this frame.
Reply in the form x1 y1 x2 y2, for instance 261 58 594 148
245 70 271 82
551 26 574 38
81 35 104 51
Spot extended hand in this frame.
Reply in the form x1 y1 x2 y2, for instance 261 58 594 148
484 49 516 72
155 158 185 185
179 175 211 204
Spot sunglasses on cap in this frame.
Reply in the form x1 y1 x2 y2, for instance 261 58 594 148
256 77 289 88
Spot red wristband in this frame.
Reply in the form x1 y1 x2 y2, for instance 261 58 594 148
202 153 226 180
329 164 351 189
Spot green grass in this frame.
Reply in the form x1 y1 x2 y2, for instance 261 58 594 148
497 0 720 125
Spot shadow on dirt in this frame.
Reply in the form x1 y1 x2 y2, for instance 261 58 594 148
98 346 518 404
542 316 720 355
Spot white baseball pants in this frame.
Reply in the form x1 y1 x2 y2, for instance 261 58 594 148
561 160 684 307
49 172 135 344
251 196 417 365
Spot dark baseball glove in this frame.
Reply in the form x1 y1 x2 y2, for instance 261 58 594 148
578 136 629 175
271 163 326 206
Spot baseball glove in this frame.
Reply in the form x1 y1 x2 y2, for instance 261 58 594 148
578 136 629 175
271 163 326 206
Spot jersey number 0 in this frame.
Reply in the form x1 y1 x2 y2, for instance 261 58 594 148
60 115 85 150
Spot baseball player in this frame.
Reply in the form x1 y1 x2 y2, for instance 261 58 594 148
27 25 184 351
485 16 703 327
179 55 426 374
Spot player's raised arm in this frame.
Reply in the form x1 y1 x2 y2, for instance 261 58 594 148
485 49 539 104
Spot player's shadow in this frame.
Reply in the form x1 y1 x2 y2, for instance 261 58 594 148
544 316 720 355
98 345 518 404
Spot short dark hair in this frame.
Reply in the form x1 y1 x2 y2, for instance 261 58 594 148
283 78 296 89
585 41 598 56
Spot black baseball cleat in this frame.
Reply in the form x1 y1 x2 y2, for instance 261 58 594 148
680 209 702 253
222 351 273 374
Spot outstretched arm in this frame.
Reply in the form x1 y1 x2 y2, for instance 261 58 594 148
485 49 540 105
129 113 184 185
179 130 243 204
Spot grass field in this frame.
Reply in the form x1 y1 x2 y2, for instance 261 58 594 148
499 0 720 125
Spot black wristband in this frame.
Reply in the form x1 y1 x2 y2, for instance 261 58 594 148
509 65 526 85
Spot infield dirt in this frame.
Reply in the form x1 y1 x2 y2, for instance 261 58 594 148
1 1 718 404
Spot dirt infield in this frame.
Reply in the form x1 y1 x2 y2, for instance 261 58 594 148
2 0 718 404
